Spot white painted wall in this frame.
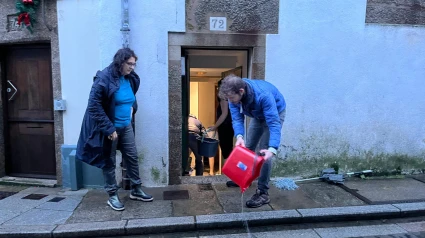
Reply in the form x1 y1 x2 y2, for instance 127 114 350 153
197 82 216 128
190 82 199 117
266 0 425 159
57 0 185 186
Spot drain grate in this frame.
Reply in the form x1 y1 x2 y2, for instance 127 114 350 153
163 190 189 200
198 183 213 191
48 197 65 203
22 194 48 200
0 191 17 200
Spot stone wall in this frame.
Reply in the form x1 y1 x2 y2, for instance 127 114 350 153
186 0 279 34
366 0 425 25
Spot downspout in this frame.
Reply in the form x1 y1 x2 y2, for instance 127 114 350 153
121 0 130 48
121 0 131 190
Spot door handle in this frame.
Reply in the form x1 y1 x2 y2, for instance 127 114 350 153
7 80 17 101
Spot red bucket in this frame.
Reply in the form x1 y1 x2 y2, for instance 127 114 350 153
222 146 265 193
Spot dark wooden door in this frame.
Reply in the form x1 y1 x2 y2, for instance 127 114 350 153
5 46 56 179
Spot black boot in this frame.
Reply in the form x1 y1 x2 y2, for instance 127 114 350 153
130 185 154 202
107 193 125 211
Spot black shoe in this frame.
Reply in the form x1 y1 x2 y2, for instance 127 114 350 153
226 180 239 187
246 190 270 208
107 193 125 211
130 185 154 202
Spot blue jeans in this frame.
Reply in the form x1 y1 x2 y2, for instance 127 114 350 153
102 124 141 195
246 110 286 194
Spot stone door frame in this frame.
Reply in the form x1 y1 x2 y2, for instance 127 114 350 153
167 32 266 184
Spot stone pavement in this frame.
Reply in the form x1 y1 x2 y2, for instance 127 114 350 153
1 175 425 237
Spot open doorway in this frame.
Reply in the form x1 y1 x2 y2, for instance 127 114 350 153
183 49 249 177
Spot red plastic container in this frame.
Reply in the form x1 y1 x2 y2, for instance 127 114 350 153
222 146 265 193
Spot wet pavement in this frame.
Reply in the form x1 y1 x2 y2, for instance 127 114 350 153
1 175 425 237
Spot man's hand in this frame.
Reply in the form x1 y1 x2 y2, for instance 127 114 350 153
260 149 274 160
108 131 118 141
235 136 245 147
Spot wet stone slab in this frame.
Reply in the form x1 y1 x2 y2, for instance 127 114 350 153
268 184 323 210
343 178 425 203
172 188 223 216
300 181 366 207
121 199 172 219
66 201 122 223
213 183 273 213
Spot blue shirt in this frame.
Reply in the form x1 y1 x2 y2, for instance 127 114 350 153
114 76 135 128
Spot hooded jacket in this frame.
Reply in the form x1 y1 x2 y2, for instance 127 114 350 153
76 64 140 168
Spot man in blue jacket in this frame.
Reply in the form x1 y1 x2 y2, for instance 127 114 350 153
219 74 286 208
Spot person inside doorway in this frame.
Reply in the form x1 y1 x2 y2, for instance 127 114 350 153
218 74 286 208
76 48 153 211
208 79 235 180
188 114 205 176
188 114 216 176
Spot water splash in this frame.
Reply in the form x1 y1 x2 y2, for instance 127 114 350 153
241 193 253 238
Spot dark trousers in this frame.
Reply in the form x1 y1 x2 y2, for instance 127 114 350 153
218 124 234 160
102 124 141 195
188 133 204 176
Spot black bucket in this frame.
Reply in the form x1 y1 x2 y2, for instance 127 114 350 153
197 137 219 157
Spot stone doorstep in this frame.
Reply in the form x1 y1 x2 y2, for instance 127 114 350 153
2 203 425 237
0 176 56 188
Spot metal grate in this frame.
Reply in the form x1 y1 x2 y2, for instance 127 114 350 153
198 183 213 191
48 197 65 203
22 194 48 200
0 191 17 200
163 190 189 200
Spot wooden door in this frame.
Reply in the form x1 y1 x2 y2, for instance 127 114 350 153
4 46 56 179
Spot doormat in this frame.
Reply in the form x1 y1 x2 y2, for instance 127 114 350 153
163 190 189 200
22 194 48 200
198 183 213 191
0 191 17 200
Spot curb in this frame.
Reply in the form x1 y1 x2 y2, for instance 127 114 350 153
1 202 425 238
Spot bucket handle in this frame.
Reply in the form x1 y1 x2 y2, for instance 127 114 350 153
201 128 217 143
251 152 265 176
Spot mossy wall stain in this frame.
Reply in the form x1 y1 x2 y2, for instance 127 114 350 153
138 153 144 163
274 132 425 178
151 167 160 183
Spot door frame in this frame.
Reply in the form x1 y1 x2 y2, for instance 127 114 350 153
168 32 266 184
182 51 247 176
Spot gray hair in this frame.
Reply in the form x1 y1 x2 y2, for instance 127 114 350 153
218 74 246 99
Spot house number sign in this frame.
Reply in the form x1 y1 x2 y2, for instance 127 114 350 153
209 17 226 31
